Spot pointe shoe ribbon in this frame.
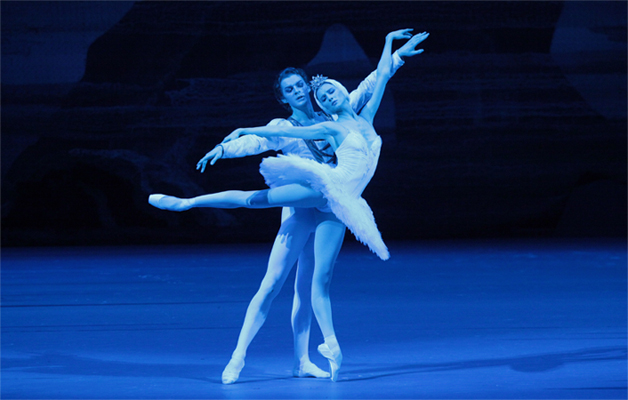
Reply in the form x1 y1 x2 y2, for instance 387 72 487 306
317 343 342 382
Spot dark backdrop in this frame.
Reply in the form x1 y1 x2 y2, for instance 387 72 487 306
2 1 626 247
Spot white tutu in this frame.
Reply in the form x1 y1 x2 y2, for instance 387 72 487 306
260 132 389 260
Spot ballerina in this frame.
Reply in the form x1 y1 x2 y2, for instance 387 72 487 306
150 28 426 380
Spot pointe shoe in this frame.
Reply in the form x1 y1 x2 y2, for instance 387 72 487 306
317 343 342 382
222 357 245 384
148 194 191 212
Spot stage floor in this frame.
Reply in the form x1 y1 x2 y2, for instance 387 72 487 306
2 239 627 399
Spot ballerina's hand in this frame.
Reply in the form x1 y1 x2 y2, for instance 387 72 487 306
196 146 223 172
396 31 429 58
387 28 414 41
221 128 245 144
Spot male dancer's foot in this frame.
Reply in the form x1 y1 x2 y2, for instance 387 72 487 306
292 360 331 378
222 357 245 384
148 194 193 212
318 335 342 382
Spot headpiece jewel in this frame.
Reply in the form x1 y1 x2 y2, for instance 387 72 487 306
310 75 329 92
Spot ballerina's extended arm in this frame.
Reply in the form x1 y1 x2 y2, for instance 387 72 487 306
359 29 414 124
359 29 429 125
225 121 345 150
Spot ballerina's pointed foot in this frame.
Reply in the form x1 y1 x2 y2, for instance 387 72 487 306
293 361 331 379
318 343 342 382
148 194 192 212
222 357 245 385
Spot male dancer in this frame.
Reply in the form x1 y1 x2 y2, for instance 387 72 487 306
197 33 427 383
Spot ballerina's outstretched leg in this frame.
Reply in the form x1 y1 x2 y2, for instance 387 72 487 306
148 194 194 211
149 184 327 211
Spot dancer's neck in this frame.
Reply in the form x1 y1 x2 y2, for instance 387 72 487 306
290 103 318 126
336 108 359 123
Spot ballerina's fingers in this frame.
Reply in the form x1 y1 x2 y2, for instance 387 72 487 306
389 28 414 40
407 32 430 56
399 28 414 39
411 32 430 45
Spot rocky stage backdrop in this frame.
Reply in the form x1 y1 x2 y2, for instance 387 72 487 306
2 1 626 247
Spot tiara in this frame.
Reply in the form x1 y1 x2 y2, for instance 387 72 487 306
310 74 329 92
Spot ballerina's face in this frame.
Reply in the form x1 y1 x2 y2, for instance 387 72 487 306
316 82 346 113
280 74 311 109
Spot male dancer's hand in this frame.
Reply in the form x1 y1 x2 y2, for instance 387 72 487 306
396 30 429 59
196 146 223 172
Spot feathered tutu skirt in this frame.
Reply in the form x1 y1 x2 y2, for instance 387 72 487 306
259 154 389 260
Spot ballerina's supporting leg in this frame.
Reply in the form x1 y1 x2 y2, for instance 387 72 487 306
312 219 345 381
149 184 327 211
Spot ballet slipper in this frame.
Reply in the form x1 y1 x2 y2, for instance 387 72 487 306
222 357 245 384
148 194 192 212
292 361 331 378
317 343 342 382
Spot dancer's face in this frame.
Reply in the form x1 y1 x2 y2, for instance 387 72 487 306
280 74 311 109
316 82 345 113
